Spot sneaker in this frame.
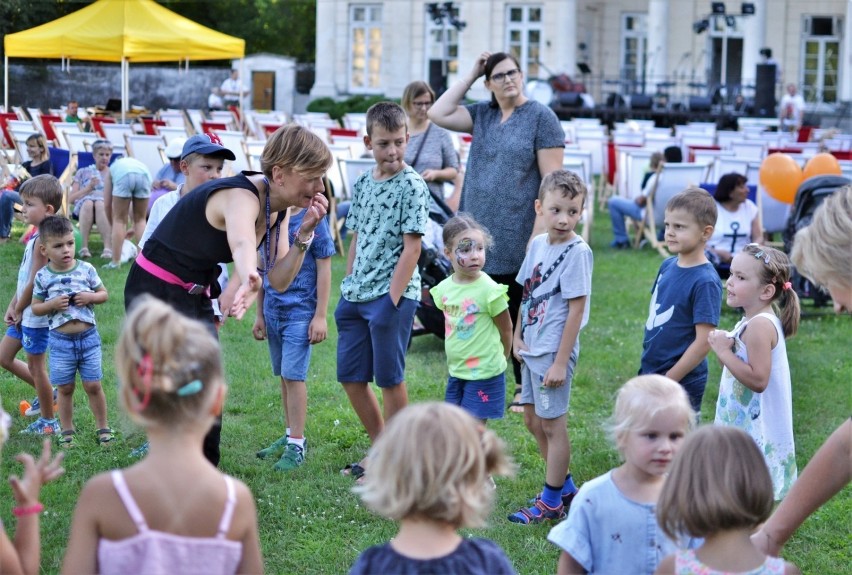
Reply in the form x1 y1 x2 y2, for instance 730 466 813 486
530 489 579 511
507 499 565 525
102 261 120 270
256 434 289 460
20 417 60 435
273 442 306 472
24 388 59 417
130 441 150 458
609 239 631 249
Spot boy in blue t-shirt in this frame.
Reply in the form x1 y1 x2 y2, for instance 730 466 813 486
253 206 335 471
335 102 429 480
640 188 722 413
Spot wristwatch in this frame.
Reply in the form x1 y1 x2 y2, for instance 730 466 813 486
293 230 314 252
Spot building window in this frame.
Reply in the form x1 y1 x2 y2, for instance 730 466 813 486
708 15 744 89
620 13 647 93
425 5 460 93
506 5 542 79
802 15 841 104
349 4 382 93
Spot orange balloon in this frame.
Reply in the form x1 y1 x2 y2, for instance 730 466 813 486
759 153 802 205
803 152 842 180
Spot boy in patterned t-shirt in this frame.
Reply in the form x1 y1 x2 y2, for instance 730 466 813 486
31 216 112 447
335 102 429 480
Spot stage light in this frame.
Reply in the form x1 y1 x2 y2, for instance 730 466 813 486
742 3 755 15
726 15 736 27
711 2 726 14
693 19 710 34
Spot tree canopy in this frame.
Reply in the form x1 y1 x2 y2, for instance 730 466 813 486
0 0 317 63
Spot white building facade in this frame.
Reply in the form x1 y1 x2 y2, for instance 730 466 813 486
311 0 851 108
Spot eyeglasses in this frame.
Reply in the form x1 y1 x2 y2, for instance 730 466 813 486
490 68 521 83
411 100 433 109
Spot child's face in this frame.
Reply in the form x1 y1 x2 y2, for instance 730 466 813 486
620 406 689 479
40 232 76 270
365 125 408 178
182 156 225 192
21 196 53 226
534 189 583 244
663 208 711 257
726 252 770 310
445 229 486 282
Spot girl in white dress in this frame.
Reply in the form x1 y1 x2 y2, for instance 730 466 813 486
709 244 801 500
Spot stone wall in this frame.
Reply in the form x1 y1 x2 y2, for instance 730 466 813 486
3 63 231 113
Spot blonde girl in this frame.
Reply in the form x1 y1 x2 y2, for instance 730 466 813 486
709 243 800 500
350 402 515 574
655 426 800 574
0 400 64 575
430 214 513 422
62 296 262 575
548 375 695 575
68 139 113 259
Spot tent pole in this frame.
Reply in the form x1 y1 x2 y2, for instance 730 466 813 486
121 58 127 123
4 56 8 113
239 58 245 132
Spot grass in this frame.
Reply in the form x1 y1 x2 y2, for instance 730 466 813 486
0 206 849 574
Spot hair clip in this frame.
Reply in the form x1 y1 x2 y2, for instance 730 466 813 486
177 379 203 397
783 281 792 291
134 354 153 412
752 249 770 265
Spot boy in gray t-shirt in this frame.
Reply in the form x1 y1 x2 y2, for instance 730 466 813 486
509 171 593 525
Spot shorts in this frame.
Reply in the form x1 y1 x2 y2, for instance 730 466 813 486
446 372 506 420
264 309 312 381
48 326 103 385
6 324 49 355
520 352 575 419
113 172 152 199
335 293 417 388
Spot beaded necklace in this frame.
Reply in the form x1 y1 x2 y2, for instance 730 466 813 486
258 177 282 275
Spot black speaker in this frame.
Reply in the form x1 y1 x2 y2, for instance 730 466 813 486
606 93 625 108
557 92 583 108
630 94 653 110
754 64 777 118
428 59 446 96
689 96 712 112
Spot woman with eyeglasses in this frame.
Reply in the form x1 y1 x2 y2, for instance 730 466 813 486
429 51 565 415
401 81 459 212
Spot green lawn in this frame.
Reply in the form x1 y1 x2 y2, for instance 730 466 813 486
0 207 849 574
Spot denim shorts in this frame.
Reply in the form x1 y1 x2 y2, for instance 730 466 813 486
335 294 417 388
6 324 49 355
112 172 152 199
264 310 312 381
520 352 575 419
48 326 103 385
446 372 506 420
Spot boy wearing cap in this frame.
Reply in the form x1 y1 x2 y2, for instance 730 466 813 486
130 134 236 458
151 138 187 195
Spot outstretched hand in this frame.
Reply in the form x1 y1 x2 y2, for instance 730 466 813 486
300 193 329 234
9 440 64 507
227 272 262 320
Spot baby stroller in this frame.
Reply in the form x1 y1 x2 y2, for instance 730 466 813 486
783 174 850 307
411 188 455 342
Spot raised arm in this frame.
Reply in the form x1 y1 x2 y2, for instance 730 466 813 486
428 52 490 133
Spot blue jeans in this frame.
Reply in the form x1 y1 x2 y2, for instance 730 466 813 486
608 196 644 244
0 190 22 238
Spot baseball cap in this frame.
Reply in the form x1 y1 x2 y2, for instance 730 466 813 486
164 137 187 159
181 133 236 161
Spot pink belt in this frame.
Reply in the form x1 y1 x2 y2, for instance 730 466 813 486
136 252 209 296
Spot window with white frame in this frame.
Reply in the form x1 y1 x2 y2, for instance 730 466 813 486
349 4 382 93
506 5 542 79
425 5 460 88
620 13 647 93
802 15 841 104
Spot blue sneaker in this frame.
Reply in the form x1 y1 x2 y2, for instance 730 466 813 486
256 434 289 460
20 417 60 435
25 388 58 417
130 441 149 458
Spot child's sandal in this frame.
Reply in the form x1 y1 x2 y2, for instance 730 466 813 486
508 385 524 414
58 429 75 449
96 428 116 446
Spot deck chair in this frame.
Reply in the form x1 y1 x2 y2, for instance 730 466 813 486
243 140 265 171
562 157 593 242
618 148 656 200
90 116 116 138
211 130 249 174
209 111 238 131
50 122 83 150
156 125 189 144
757 186 791 245
338 157 374 200
64 132 98 155
185 109 205 135
124 134 166 176
141 118 167 136
635 163 707 256
563 149 595 204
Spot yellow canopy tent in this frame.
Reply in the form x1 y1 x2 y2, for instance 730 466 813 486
4 0 245 120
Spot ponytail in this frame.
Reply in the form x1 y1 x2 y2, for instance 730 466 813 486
775 284 800 338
